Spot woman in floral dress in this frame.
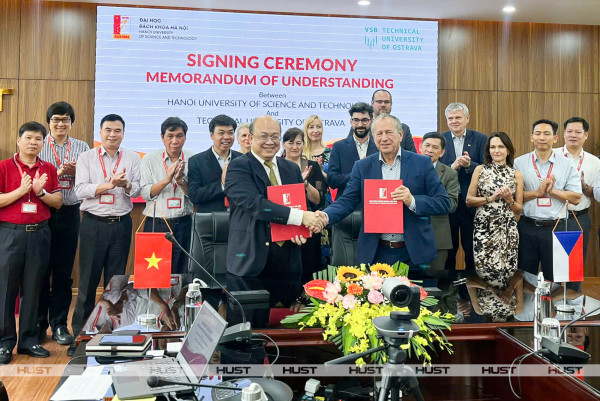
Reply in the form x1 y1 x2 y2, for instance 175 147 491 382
465 132 525 321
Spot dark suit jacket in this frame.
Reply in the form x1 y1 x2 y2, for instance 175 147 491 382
439 129 488 200
328 136 378 198
187 148 242 213
430 162 459 250
224 152 304 277
347 123 416 152
324 150 451 265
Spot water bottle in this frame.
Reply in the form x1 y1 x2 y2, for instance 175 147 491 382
184 278 203 333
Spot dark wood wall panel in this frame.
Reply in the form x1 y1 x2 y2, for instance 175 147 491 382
19 0 96 80
438 90 498 135
0 79 19 160
497 23 599 93
438 20 498 91
0 0 21 79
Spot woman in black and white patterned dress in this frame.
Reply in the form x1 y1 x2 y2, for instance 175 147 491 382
465 132 525 321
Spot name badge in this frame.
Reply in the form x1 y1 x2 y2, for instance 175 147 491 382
99 193 115 204
167 198 182 209
537 197 552 207
22 202 38 214
59 179 72 189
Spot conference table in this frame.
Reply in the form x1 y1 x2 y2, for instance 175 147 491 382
58 274 600 400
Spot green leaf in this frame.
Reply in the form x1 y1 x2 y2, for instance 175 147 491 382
421 315 452 330
311 297 324 306
420 297 439 307
342 324 356 355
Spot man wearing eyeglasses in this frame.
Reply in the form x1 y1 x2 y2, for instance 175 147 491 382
188 114 242 212
329 102 378 199
345 90 417 153
224 115 321 279
37 102 89 347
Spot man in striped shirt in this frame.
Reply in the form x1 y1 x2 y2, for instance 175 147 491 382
38 102 89 346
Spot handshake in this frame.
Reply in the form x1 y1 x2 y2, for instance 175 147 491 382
302 211 328 233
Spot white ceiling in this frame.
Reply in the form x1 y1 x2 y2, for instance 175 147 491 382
54 0 600 25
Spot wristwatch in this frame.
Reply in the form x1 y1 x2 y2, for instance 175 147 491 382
38 189 47 197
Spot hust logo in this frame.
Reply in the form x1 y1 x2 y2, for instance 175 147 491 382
113 15 131 40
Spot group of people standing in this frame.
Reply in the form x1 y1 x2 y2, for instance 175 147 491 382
0 91 596 363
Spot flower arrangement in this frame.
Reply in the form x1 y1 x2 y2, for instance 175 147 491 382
282 262 455 364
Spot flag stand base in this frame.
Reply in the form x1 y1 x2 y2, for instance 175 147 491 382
556 304 575 313
137 313 158 331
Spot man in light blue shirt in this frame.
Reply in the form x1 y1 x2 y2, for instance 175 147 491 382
514 119 581 282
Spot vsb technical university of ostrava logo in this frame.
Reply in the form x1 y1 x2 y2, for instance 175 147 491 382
364 35 378 49
113 15 131 39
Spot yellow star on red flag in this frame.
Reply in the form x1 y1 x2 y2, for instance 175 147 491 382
134 232 172 289
144 252 162 269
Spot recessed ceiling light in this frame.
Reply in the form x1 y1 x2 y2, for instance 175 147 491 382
358 0 371 5
502 5 516 13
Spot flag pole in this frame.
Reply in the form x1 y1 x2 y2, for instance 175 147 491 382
556 200 575 314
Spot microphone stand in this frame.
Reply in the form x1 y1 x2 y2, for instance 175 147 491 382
540 305 600 364
164 232 253 344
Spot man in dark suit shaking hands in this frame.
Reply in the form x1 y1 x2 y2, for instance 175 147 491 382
316 114 451 267
225 116 322 278
188 114 242 212
438 102 487 276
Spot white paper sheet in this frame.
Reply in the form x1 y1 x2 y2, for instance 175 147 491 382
50 375 112 401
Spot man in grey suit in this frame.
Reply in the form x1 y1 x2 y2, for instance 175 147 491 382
420 132 459 314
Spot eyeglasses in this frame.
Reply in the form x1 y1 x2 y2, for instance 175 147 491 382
351 118 371 125
373 100 391 105
50 117 71 124
255 134 281 143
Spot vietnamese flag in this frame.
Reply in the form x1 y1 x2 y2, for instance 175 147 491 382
134 232 172 289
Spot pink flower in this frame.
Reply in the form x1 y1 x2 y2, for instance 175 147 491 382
361 272 385 291
395 276 411 286
367 290 384 304
323 282 342 304
341 294 357 310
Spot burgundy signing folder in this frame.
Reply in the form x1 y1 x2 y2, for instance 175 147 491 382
267 183 311 241
363 179 404 233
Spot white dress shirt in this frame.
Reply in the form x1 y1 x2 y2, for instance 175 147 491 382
250 150 303 226
554 146 600 211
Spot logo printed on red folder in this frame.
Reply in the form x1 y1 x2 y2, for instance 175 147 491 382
379 188 388 199
113 15 131 39
283 193 291 205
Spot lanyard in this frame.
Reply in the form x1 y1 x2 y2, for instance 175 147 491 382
562 146 584 172
47 136 71 167
532 153 554 181
98 147 123 180
13 154 34 199
162 151 185 193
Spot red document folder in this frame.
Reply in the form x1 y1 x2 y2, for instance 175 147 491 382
364 179 404 233
267 183 311 242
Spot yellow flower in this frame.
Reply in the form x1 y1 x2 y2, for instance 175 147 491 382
370 263 395 277
337 266 364 282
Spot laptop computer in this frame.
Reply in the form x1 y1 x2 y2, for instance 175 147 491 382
111 302 227 399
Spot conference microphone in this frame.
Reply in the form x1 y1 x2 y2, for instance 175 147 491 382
146 376 242 391
540 304 600 364
164 232 252 344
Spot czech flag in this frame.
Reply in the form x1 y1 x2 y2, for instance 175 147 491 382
552 231 584 282
134 232 172 289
